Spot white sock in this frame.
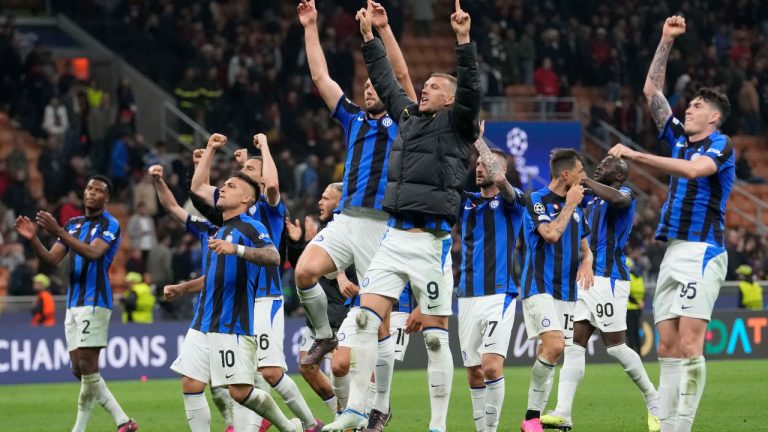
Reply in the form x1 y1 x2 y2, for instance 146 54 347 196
554 345 585 418
210 385 234 426
658 357 682 431
95 376 130 425
485 376 505 432
273 373 316 427
374 336 395 413
183 392 211 432
298 284 332 339
239 387 294 431
470 385 487 432
323 394 339 416
678 356 706 432
254 371 271 392
424 328 453 432
528 356 556 414
233 402 262 432
72 373 99 432
346 308 381 415
364 380 377 414
606 343 659 416
332 373 350 412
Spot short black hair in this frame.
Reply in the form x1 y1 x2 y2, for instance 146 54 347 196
232 171 261 199
550 148 583 178
694 87 730 126
88 174 113 196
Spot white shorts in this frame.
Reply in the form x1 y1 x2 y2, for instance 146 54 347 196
390 311 410 361
522 294 575 345
654 240 727 323
171 329 256 386
299 326 333 360
338 308 411 361
458 294 517 367
253 297 287 371
574 276 629 333
362 228 453 316
309 209 389 280
64 306 112 352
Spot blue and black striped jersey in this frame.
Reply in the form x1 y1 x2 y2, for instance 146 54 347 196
387 212 452 233
214 190 285 297
584 187 636 281
521 187 590 301
656 115 735 248
190 214 274 335
458 190 526 297
333 95 397 212
59 212 121 309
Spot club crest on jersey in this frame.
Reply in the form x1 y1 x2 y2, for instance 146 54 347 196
490 200 499 209
690 152 701 161
90 227 98 236
573 213 580 223
533 202 546 214
382 117 393 127
226 235 234 242
357 114 365 121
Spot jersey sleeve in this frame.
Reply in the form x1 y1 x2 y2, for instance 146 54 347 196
619 186 635 201
186 214 217 241
658 115 686 149
331 95 362 137
580 209 591 239
98 217 120 245
503 187 527 211
525 192 551 228
702 134 735 170
244 220 275 249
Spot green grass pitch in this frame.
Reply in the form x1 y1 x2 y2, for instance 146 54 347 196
2 359 766 431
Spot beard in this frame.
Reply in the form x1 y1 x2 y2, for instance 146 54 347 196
366 100 386 115
476 178 494 188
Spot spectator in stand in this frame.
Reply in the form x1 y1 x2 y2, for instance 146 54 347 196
88 93 117 172
147 234 175 320
116 77 137 132
127 202 157 263
57 191 83 226
413 0 435 37
9 253 37 296
31 273 56 326
519 24 536 85
133 173 158 216
3 169 34 217
534 57 559 113
736 150 766 184
110 129 131 192
41 96 69 147
736 265 764 310
738 75 762 134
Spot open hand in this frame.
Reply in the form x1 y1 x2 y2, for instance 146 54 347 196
297 0 317 27
303 215 319 241
36 211 62 236
370 1 388 29
355 7 373 41
285 217 302 242
15 216 36 240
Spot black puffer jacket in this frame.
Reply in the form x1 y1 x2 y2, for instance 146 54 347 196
362 38 481 225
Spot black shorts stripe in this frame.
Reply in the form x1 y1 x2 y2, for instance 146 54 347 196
344 121 372 204
361 126 390 208
482 205 497 296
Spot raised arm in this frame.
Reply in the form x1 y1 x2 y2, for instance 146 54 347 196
36 211 114 261
149 165 189 225
359 7 415 123
474 121 520 204
535 185 584 244
254 134 280 206
298 0 344 111
190 133 227 206
450 1 481 141
370 1 417 101
609 143 718 180
644 16 686 131
15 216 68 266
582 177 632 208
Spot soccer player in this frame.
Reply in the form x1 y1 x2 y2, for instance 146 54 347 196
168 172 302 432
540 155 660 432
285 182 355 416
191 134 319 430
324 2 480 431
15 175 138 432
519 149 593 432
609 15 734 432
295 0 417 366
458 124 526 432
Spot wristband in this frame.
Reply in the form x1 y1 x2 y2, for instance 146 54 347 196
236 244 245 257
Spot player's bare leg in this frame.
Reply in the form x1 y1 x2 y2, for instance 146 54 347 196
71 348 136 432
676 317 708 432
299 352 338 416
656 318 682 432
297 245 339 364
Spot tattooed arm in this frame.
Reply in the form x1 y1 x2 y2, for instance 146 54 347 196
475 135 520 204
643 16 686 131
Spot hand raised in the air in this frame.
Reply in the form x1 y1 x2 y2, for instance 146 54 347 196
662 15 686 39
148 164 163 179
285 217 303 242
297 0 318 27
450 0 471 43
370 0 388 29
207 133 227 149
192 149 204 166
15 216 36 240
234 149 248 167
355 7 374 41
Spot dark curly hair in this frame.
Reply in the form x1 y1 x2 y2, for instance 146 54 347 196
694 87 730 127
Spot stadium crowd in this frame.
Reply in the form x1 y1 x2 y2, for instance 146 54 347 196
1 0 768 322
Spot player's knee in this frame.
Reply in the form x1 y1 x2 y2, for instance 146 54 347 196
466 366 483 386
227 386 251 404
679 338 703 359
258 367 283 386
71 368 82 380
295 264 320 289
299 362 318 378
332 360 349 377
482 363 502 380
543 339 565 362
656 339 679 358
